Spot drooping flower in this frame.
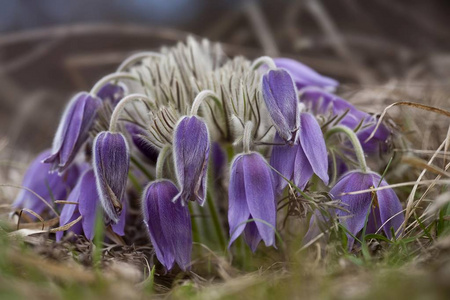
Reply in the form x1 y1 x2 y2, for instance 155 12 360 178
142 180 192 271
44 92 102 173
56 169 126 241
125 123 159 163
262 68 299 143
97 83 126 106
270 112 329 192
331 170 404 249
228 152 276 252
93 131 130 223
173 116 210 206
13 149 79 216
299 89 390 153
274 58 338 90
211 142 226 179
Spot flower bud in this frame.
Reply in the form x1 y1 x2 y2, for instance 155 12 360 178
93 131 129 223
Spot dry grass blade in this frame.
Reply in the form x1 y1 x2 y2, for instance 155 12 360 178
365 101 450 143
49 215 82 233
401 156 450 177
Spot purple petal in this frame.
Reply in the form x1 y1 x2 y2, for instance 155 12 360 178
44 92 102 173
212 142 227 179
274 58 338 90
243 219 262 252
142 180 177 270
228 155 251 247
243 153 276 247
13 149 79 216
299 113 329 185
93 131 130 224
293 143 314 190
331 171 373 249
97 83 126 106
269 133 296 192
173 116 210 206
111 197 127 236
159 189 192 271
125 123 159 162
77 169 100 240
371 175 404 239
262 68 299 142
56 182 82 241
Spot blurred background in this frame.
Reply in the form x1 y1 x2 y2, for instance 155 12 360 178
0 0 450 155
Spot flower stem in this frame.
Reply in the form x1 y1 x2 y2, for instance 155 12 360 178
250 56 276 70
190 90 220 116
206 189 227 251
155 145 171 179
325 125 368 173
109 93 153 132
90 72 138 96
243 121 254 153
116 52 161 72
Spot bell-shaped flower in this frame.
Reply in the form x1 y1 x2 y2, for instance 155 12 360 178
125 123 159 163
270 112 329 192
56 169 126 241
97 83 126 106
331 170 404 249
142 180 192 271
274 58 338 90
93 131 130 223
262 68 299 143
13 149 79 216
228 152 276 252
173 116 210 206
44 92 102 173
300 89 390 154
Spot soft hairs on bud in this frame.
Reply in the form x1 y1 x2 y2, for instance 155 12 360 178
93 131 130 223
228 152 276 252
173 116 210 206
44 92 102 173
262 68 299 143
142 180 192 271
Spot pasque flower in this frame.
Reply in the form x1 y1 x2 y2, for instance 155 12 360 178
331 170 404 249
262 68 300 143
44 92 102 173
274 58 338 90
142 180 192 271
270 112 329 192
56 169 126 241
173 116 210 206
97 83 126 106
125 123 159 163
300 89 390 153
93 131 130 223
13 149 79 215
228 152 276 252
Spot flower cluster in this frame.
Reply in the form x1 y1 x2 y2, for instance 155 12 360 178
13 38 403 271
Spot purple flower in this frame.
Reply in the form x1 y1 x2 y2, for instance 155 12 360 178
125 123 159 162
274 58 338 90
44 92 102 173
173 116 210 206
57 169 126 241
13 149 79 216
270 112 329 192
212 142 226 179
300 89 390 153
97 83 126 106
262 68 299 143
228 152 276 252
93 131 130 223
142 180 192 271
331 170 404 249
